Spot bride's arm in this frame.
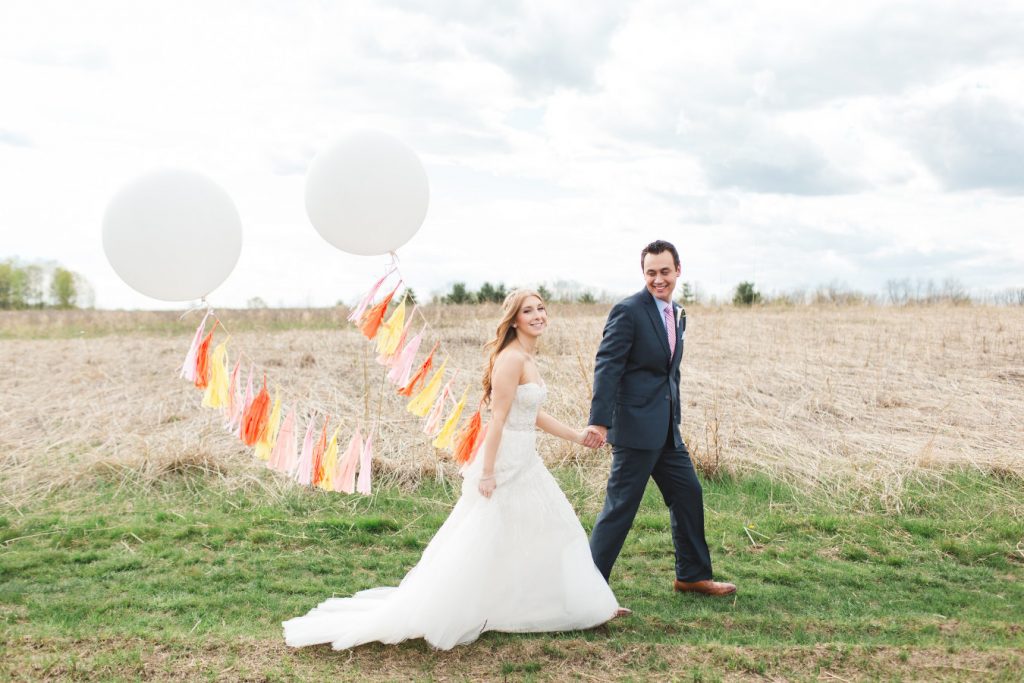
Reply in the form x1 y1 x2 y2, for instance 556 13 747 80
476 353 522 496
536 410 584 444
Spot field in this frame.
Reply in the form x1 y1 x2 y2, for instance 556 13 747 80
2 304 1023 681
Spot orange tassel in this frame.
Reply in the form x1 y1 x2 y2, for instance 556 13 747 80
193 321 218 389
311 416 330 487
452 409 482 465
463 424 488 469
241 374 271 446
358 283 400 340
398 341 439 397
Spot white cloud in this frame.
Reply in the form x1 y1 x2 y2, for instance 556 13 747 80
0 0 1022 310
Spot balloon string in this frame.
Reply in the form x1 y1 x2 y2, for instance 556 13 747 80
178 300 212 321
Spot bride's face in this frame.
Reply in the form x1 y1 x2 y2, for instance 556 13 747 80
514 296 547 338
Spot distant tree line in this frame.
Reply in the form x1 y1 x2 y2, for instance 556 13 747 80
725 278 1023 307
0 259 94 309
430 278 1022 308
433 281 603 305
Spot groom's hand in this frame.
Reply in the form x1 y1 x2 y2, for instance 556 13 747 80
582 425 607 448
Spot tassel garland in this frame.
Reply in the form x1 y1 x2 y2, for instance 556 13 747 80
336 428 363 494
358 282 401 340
356 434 373 495
433 386 468 450
294 416 317 485
269 408 297 472
242 375 271 447
374 297 407 357
387 331 422 386
452 409 483 464
254 391 282 461
201 339 231 409
310 416 330 487
192 321 218 389
233 365 255 437
319 427 341 491
347 268 396 323
399 342 439 397
407 360 447 417
179 267 506 500
224 358 241 427
180 309 213 382
423 373 457 436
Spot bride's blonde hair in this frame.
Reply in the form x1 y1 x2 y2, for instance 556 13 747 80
482 289 544 406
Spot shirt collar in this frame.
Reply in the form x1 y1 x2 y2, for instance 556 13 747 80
649 290 673 315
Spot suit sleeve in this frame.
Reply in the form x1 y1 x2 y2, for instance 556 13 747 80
588 302 634 427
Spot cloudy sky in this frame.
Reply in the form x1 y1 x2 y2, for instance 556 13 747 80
1 0 1022 309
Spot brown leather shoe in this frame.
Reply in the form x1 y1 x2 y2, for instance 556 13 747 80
673 579 737 596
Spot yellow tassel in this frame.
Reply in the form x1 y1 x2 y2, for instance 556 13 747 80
375 297 407 356
201 338 231 409
407 361 447 417
433 386 468 450
254 391 282 461
318 427 341 491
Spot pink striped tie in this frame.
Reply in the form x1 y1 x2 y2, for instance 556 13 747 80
663 305 675 357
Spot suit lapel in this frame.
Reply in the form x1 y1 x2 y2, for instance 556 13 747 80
641 291 672 359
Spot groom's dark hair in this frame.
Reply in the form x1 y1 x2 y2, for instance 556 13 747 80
640 240 680 269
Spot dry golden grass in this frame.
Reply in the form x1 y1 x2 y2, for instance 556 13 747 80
1 303 1022 511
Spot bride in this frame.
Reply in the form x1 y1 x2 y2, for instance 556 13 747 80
283 289 628 651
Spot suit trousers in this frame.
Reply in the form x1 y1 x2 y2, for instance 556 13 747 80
589 426 713 583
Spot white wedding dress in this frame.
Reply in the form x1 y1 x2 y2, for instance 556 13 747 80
282 382 620 650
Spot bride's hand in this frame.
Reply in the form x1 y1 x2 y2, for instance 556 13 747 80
478 474 496 499
579 426 606 449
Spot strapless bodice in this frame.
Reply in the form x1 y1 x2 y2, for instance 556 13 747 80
503 382 547 432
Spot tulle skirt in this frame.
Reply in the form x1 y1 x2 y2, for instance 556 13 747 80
282 430 619 650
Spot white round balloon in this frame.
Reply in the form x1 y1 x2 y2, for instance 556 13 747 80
305 130 429 256
102 169 242 301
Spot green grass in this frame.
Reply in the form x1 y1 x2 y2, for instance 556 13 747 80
2 469 1022 680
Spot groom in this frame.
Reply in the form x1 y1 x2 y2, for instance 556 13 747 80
584 240 736 596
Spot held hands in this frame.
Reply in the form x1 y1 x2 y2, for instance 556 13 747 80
579 425 608 449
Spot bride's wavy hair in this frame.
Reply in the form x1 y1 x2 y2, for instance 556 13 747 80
482 288 545 406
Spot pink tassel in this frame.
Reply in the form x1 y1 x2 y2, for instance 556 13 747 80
268 409 297 472
387 331 423 386
223 358 241 425
180 309 213 381
357 433 373 495
423 374 456 436
233 364 255 438
385 313 417 369
336 428 363 494
293 415 317 486
347 267 396 323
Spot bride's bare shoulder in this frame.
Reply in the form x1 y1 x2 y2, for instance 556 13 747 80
494 347 527 370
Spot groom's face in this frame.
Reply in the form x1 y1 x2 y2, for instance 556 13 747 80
643 251 680 302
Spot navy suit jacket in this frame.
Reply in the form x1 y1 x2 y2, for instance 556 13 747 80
588 289 685 450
